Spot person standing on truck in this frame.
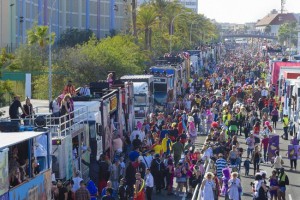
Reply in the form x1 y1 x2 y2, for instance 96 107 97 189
63 81 76 96
9 95 25 121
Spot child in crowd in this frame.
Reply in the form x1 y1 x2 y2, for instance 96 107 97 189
243 157 251 176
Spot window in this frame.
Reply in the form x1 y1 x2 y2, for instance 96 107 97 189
90 1 97 14
81 0 86 13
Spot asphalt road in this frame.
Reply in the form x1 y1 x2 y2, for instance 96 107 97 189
155 121 299 200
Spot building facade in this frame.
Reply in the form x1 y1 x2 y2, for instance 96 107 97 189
0 0 129 51
178 0 198 13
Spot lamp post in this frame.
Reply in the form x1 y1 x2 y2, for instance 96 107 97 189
189 18 202 45
48 0 57 103
10 3 14 52
19 16 24 44
169 12 192 54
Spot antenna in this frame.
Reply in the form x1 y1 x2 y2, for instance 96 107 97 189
281 0 286 14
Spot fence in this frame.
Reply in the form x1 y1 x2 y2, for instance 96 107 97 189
0 104 89 139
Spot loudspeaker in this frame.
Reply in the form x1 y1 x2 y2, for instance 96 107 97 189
0 121 20 132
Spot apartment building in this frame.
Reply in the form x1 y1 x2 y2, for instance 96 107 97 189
178 0 198 13
0 0 129 51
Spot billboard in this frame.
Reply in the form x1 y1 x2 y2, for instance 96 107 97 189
9 169 51 200
268 135 279 161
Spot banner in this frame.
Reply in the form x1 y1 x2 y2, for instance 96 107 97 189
0 193 8 200
268 135 279 161
0 148 9 196
287 145 300 159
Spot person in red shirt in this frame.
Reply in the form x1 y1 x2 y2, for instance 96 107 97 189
63 80 76 96
261 134 269 163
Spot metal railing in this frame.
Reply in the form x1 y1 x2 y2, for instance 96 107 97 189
0 105 89 138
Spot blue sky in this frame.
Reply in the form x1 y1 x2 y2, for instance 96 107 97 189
198 0 300 23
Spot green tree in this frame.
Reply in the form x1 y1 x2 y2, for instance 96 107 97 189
57 28 94 47
0 49 15 110
27 25 56 66
278 22 298 47
137 5 157 50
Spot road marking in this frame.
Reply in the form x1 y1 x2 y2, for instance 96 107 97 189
289 194 292 200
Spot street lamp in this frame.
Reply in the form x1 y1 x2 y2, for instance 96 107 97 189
10 3 14 52
189 18 202 45
48 0 57 104
169 12 192 54
19 16 24 44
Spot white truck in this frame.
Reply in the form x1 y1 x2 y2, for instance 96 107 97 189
133 82 150 125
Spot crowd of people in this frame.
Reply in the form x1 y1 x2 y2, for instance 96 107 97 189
7 42 299 200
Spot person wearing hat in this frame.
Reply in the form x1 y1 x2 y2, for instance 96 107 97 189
150 154 165 194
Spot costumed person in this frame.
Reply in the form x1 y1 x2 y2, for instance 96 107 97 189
86 179 98 200
161 134 172 155
221 167 230 198
200 172 215 200
188 116 197 144
228 172 241 200
133 172 145 200
126 150 140 198
150 154 165 193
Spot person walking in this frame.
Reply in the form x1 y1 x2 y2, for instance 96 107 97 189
200 172 215 200
145 168 154 200
272 151 283 173
252 145 261 175
271 107 279 129
215 153 228 187
133 172 145 200
282 114 289 140
278 168 289 200
172 137 184 165
150 154 165 194
228 172 242 200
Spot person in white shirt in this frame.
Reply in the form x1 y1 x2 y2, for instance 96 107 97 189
261 88 268 97
72 170 83 192
79 84 91 96
145 168 154 200
130 128 145 143
50 96 62 117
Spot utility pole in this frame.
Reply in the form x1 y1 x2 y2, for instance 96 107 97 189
280 0 285 14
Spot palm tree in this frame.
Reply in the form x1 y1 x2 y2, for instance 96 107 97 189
137 5 157 50
152 0 167 30
27 25 55 66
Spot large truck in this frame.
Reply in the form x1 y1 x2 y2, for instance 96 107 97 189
120 75 154 122
132 82 150 124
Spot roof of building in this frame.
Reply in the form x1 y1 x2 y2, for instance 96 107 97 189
0 131 47 150
256 13 297 27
